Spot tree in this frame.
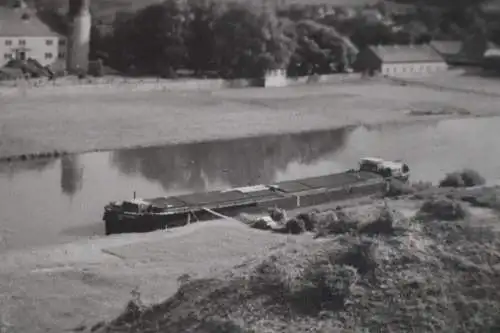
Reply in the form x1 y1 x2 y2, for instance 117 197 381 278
109 1 189 76
287 20 350 76
213 3 295 79
185 0 224 75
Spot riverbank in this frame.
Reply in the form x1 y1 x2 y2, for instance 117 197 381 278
1 78 499 160
1 182 499 332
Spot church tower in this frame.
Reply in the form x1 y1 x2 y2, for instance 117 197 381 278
67 0 91 73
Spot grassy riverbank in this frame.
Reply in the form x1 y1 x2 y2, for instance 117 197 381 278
1 176 500 332
1 78 499 159
92 182 500 333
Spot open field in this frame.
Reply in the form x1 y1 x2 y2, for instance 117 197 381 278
0 220 298 332
1 183 500 332
1 78 500 159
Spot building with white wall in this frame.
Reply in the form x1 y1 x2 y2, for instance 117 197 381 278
354 44 448 77
0 1 67 70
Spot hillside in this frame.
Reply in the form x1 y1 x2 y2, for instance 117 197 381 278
91 184 500 333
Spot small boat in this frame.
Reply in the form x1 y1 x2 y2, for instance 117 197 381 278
103 158 410 235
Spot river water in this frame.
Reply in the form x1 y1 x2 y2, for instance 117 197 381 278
0 117 498 252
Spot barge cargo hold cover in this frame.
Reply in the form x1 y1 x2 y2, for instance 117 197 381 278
103 158 410 235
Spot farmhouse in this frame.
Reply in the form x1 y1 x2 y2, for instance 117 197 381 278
353 44 447 77
0 0 67 70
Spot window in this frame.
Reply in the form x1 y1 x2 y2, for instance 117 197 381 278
5 40 12 46
58 52 65 59
4 53 11 59
58 39 66 46
45 52 53 59
18 39 26 46
46 39 53 46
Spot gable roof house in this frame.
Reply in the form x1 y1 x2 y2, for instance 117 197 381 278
353 44 447 77
0 0 67 71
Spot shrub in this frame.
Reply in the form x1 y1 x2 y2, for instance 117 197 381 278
295 210 320 231
460 189 500 211
268 207 287 223
284 218 306 234
358 205 396 235
384 179 414 197
418 196 468 221
289 263 358 314
439 169 485 188
336 239 379 276
250 218 271 231
314 209 358 238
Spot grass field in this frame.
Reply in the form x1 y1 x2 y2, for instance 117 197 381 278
1 78 499 159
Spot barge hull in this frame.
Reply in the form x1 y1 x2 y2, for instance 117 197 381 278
104 171 386 235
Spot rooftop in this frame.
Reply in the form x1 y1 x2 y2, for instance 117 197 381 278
429 40 463 56
0 4 62 37
370 44 445 64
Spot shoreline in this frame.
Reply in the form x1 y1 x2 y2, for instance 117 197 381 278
0 112 490 162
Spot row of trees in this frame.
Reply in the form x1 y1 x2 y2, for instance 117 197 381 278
89 0 498 78
92 0 362 78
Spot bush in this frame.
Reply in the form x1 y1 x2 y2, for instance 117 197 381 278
284 218 307 234
358 205 396 235
384 179 414 197
268 207 287 223
439 169 485 188
289 263 358 314
314 209 358 238
418 196 468 221
460 189 500 211
295 210 320 231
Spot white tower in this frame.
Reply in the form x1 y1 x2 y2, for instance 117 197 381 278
67 0 91 73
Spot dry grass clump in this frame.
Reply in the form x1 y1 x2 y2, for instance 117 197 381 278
418 196 468 221
314 204 410 238
439 169 486 188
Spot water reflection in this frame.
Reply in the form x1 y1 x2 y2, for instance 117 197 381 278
110 127 355 191
0 158 56 177
60 155 84 197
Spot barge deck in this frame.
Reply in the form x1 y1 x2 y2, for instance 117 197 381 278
103 170 387 235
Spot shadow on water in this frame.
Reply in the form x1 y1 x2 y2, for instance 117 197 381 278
109 126 355 192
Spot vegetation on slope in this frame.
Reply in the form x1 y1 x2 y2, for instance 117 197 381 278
91 172 500 333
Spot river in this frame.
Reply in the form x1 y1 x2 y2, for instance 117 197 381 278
0 117 498 252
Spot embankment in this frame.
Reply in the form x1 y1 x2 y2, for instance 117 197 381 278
1 180 500 332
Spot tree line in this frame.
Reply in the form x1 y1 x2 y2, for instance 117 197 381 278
90 0 378 78
88 0 497 78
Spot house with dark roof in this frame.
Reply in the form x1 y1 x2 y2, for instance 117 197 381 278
0 0 67 70
353 44 447 77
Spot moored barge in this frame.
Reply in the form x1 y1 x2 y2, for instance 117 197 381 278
103 157 409 235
